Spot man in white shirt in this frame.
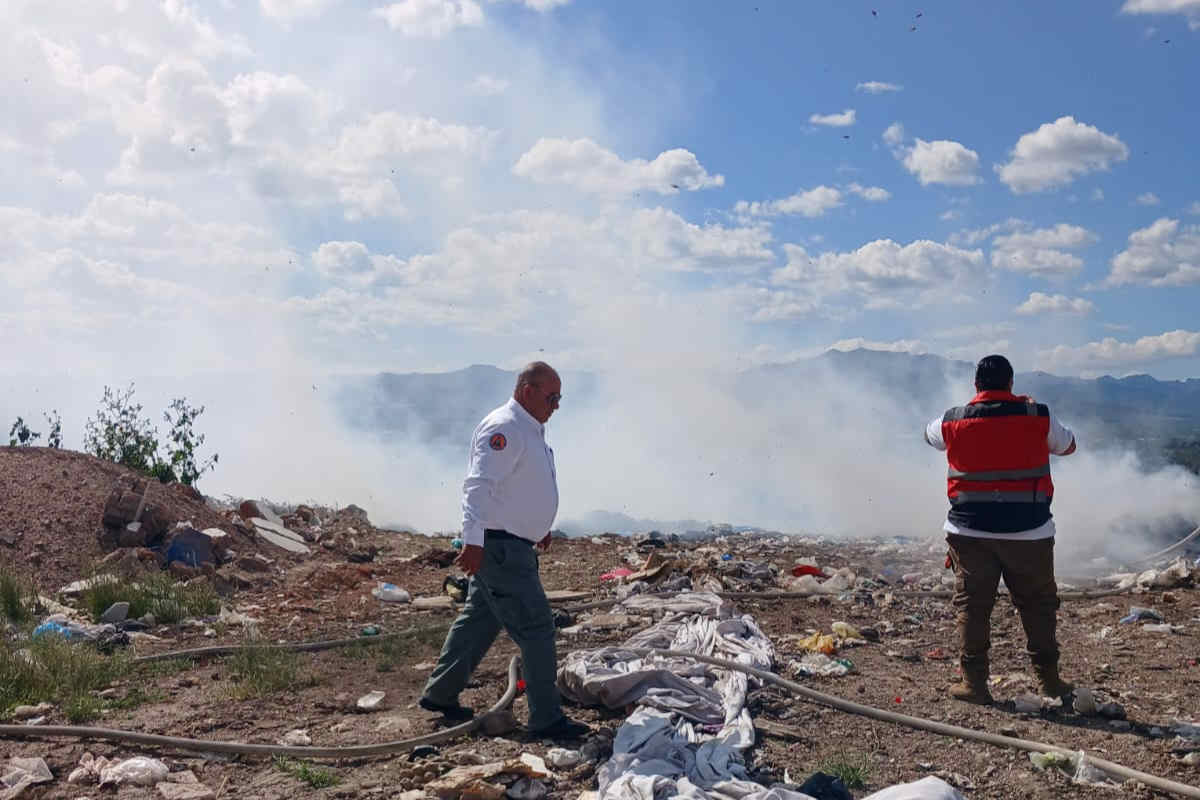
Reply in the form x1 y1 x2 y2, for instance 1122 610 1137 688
420 362 590 740
924 355 1077 705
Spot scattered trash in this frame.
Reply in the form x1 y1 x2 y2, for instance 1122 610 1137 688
793 653 854 677
1 757 53 796
1142 623 1183 634
1119 606 1163 624
1029 751 1073 771
372 583 412 603
11 703 53 721
443 575 469 603
68 755 170 787
599 568 633 582
830 621 861 640
360 625 381 636
100 601 130 623
1072 688 1098 715
545 748 582 769
413 596 455 609
279 729 311 746
426 753 548 800
797 771 852 800
794 632 837 655
357 690 386 711
506 777 547 800
451 538 463 549
720 553 733 561
1012 693 1044 714
791 564 824 578
924 647 950 660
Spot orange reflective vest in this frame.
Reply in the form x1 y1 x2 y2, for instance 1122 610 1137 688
941 390 1053 534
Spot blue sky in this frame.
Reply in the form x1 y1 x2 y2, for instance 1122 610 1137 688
3 0 1200 380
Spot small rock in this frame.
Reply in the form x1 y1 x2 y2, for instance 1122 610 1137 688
13 702 54 720
1012 694 1043 714
478 710 518 736
1183 752 1200 766
156 781 216 799
357 690 386 711
506 778 546 800
101 601 130 623
203 627 216 638
140 613 157 627
97 688 122 700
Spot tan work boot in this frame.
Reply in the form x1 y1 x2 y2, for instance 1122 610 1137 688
1033 663 1075 699
949 664 993 705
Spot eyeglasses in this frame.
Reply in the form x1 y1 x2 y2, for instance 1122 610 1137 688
545 392 562 404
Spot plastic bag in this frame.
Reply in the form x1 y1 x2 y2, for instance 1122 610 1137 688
371 582 411 603
98 756 169 787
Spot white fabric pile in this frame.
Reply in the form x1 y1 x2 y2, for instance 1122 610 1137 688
558 593 965 800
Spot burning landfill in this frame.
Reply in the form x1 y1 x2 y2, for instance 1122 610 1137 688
2 446 1199 799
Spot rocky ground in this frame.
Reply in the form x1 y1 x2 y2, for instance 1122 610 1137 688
2 445 1199 800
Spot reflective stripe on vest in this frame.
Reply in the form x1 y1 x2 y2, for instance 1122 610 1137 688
950 491 1051 505
947 464 1051 481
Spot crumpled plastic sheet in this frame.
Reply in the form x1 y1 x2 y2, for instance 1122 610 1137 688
562 593 969 800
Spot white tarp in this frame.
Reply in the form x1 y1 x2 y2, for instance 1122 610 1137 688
559 592 966 800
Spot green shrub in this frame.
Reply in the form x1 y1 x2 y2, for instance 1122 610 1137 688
228 642 313 699
0 635 128 718
0 567 35 624
273 756 339 788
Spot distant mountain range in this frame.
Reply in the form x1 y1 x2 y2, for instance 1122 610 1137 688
337 350 1200 446
334 350 1200 533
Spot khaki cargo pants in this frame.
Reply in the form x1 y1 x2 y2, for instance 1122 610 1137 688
946 534 1061 673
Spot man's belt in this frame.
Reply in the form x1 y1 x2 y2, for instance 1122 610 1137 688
484 528 533 546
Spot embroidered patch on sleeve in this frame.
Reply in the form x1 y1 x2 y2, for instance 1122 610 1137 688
489 433 507 451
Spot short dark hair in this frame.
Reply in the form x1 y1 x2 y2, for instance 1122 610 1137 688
974 355 1014 391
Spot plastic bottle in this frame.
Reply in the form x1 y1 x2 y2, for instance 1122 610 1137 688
371 582 412 603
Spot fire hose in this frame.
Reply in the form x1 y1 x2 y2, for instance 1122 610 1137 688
2 646 1197 797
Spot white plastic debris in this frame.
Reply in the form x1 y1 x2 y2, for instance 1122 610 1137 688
98 756 169 787
1012 693 1043 713
545 748 582 769
357 690 386 711
279 729 312 746
371 583 411 603
1 757 53 795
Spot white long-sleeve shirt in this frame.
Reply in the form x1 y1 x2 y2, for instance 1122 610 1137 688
461 398 559 547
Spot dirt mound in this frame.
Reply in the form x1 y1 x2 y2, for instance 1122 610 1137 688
0 446 233 593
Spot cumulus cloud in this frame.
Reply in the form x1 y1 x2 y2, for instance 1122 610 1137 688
828 337 926 353
1120 0 1200 30
1104 218 1200 287
809 109 856 127
883 124 980 186
735 186 843 218
512 138 723 194
948 218 1028 247
312 240 374 279
856 81 902 94
991 223 1097 278
1037 330 1200 372
1014 292 1096 315
995 116 1129 194
847 183 891 202
260 0 340 21
371 0 484 37
772 238 985 308
1136 192 1161 206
